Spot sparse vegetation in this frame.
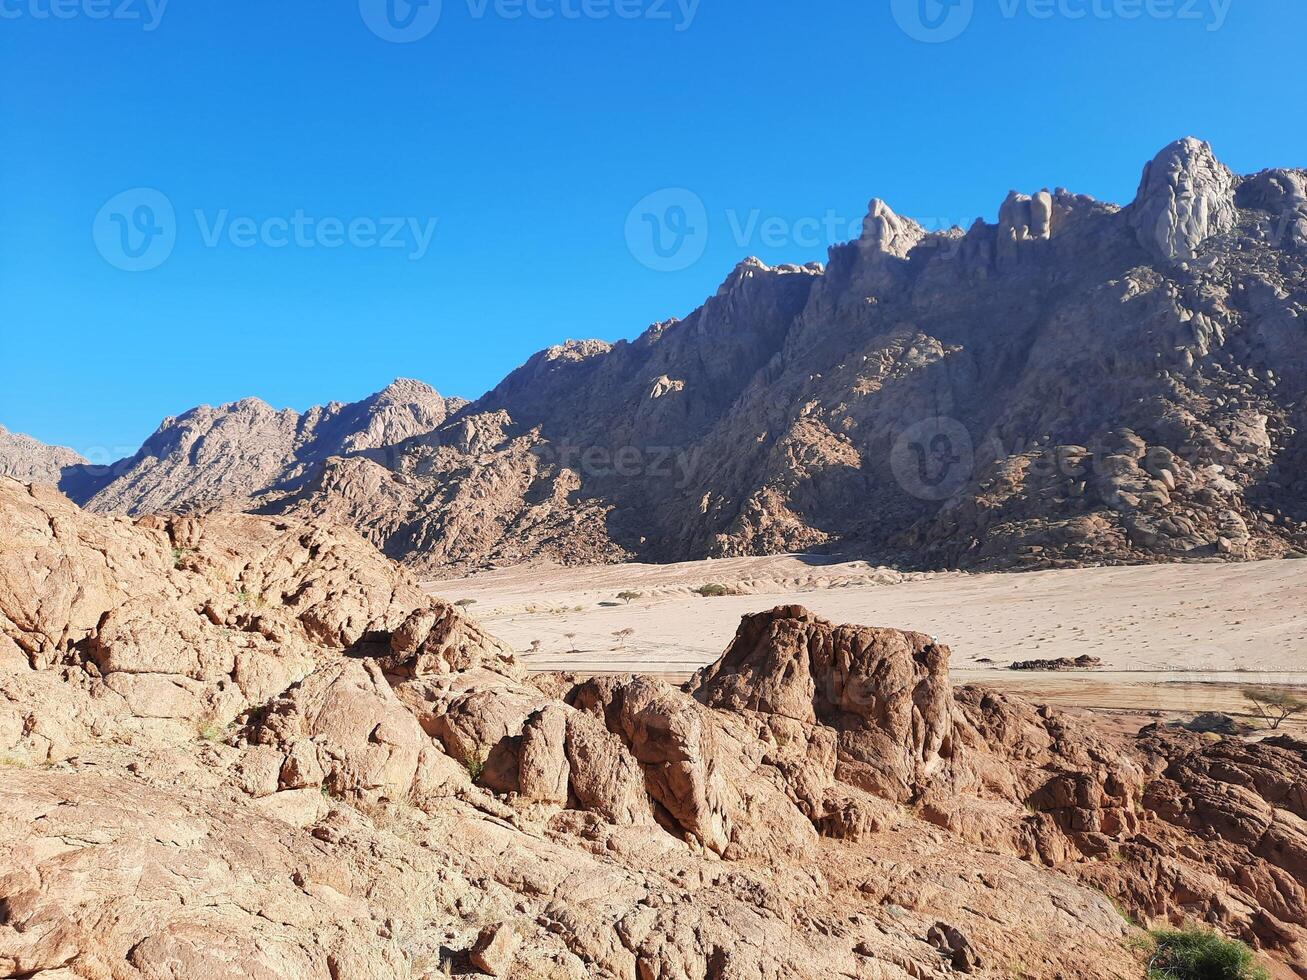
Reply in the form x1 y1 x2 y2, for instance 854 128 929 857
196 713 230 743
463 750 487 782
1102 890 1138 927
528 639 542 655
455 598 477 608
693 583 736 598
1240 687 1307 730
564 632 578 652
617 590 641 604
612 627 635 648
1142 927 1269 980
170 545 192 568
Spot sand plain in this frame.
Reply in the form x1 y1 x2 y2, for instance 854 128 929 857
425 555 1307 732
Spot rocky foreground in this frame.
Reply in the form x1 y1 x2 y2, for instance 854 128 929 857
1 477 1304 978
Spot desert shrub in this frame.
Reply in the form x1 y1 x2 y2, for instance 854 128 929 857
1144 927 1269 980
1240 687 1307 730
693 583 735 597
463 751 487 782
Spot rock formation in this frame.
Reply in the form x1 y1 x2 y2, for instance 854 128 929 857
2 484 1302 977
10 139 1305 576
7 139 1305 575
0 425 85 485
62 378 462 516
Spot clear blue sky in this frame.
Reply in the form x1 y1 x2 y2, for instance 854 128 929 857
3 0 1304 457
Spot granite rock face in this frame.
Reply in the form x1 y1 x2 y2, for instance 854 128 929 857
1131 137 1239 261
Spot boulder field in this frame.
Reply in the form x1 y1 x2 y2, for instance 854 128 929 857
1 478 1303 978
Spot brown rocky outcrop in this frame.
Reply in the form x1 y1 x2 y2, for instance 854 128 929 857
0 477 512 761
2 489 1303 977
690 605 954 803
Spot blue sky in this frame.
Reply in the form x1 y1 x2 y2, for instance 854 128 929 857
2 0 1304 458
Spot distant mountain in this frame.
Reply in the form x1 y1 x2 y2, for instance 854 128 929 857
8 138 1306 572
0 426 86 485
63 379 465 515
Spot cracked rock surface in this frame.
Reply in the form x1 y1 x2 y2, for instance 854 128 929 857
1 480 1303 978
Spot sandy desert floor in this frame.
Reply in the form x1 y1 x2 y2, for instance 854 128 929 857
425 555 1307 732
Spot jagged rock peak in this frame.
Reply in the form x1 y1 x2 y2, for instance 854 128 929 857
859 199 925 258
1130 137 1238 262
372 378 442 402
541 339 612 363
999 189 1055 242
714 256 822 298
715 256 771 295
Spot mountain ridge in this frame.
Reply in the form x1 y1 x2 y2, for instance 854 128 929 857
8 137 1307 573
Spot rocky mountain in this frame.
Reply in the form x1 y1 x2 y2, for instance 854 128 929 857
10 138 1307 573
62 378 464 516
2 478 1302 977
0 425 85 485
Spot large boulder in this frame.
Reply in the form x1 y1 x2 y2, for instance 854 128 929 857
247 659 424 800
1130 137 1238 261
689 605 955 802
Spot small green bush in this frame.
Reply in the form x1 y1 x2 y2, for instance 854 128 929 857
463 751 487 782
1145 927 1269 980
694 583 734 598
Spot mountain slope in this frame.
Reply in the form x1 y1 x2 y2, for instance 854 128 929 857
263 138 1307 571
62 379 463 516
8 138 1307 572
0 426 86 485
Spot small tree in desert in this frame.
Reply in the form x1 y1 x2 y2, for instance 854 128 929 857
617 591 641 605
613 628 635 649
564 632 578 653
1241 687 1307 730
528 639 542 656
